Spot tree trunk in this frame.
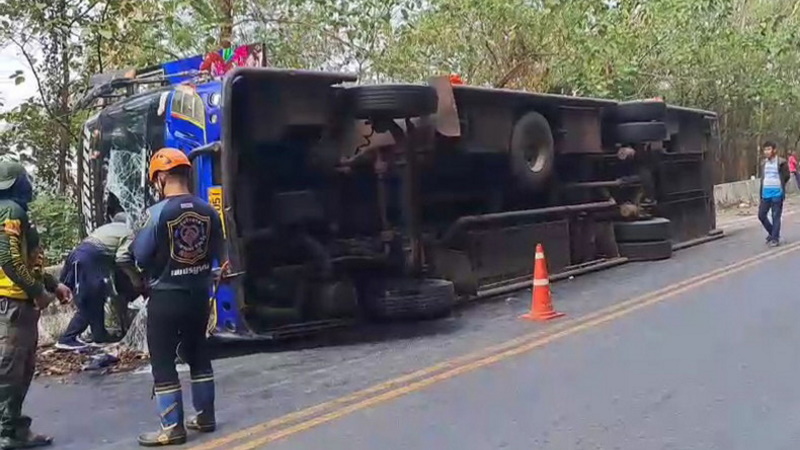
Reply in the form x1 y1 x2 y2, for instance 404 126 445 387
56 0 71 195
218 0 234 44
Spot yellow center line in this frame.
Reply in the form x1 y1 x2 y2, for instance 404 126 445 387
192 240 800 450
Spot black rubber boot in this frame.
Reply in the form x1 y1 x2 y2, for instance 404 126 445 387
0 431 53 449
138 386 187 447
186 374 215 432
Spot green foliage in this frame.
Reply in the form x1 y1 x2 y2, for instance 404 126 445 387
3 0 800 196
369 0 800 181
29 193 81 264
0 101 60 182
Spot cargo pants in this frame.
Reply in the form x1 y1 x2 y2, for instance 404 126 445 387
0 298 38 441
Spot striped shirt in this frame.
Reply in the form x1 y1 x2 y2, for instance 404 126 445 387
762 158 783 199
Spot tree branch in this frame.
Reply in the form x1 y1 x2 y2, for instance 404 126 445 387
494 60 528 89
68 0 102 27
7 36 79 144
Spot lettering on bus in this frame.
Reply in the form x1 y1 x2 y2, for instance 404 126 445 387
207 186 226 237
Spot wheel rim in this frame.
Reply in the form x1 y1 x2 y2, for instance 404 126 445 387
527 145 547 173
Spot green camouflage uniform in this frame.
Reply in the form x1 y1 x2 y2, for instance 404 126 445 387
0 162 58 449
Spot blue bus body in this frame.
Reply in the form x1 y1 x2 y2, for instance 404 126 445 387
80 47 261 338
162 82 246 337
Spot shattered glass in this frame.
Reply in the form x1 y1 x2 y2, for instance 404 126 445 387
102 97 155 232
106 147 150 231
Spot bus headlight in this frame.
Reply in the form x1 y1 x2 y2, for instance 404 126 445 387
209 92 221 107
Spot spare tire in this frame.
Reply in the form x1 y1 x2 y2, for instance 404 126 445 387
612 100 667 123
510 111 555 192
347 85 438 120
618 240 673 261
363 278 455 321
614 218 671 242
615 122 668 144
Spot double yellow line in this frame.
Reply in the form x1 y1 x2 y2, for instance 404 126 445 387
191 240 800 450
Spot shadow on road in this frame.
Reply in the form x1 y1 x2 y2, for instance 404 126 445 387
207 315 465 361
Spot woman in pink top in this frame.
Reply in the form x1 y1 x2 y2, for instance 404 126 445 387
790 151 800 189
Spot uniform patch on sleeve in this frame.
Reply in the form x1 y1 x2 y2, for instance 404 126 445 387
3 220 21 237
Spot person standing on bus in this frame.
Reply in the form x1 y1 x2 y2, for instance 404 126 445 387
132 148 225 447
0 161 72 449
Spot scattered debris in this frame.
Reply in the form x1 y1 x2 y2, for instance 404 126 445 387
119 304 149 355
35 345 148 378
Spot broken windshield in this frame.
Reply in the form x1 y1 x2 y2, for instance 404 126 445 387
103 95 156 230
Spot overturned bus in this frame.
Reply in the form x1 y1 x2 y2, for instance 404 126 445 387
79 64 720 340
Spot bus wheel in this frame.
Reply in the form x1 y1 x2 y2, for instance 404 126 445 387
363 278 456 321
617 240 673 261
510 111 555 192
614 218 671 242
347 85 438 120
614 122 668 144
612 100 667 123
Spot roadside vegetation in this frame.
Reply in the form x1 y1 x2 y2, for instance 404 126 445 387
1 0 799 251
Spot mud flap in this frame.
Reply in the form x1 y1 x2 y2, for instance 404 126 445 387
427 76 461 137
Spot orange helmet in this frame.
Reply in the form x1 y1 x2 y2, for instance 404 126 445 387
149 147 191 182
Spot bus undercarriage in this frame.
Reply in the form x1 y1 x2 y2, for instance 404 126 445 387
81 67 720 339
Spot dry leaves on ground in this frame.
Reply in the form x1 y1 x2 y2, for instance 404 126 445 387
35 345 148 378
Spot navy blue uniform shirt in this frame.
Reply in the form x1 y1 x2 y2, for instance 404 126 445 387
131 194 224 291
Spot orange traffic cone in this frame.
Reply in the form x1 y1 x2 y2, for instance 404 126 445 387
520 244 565 322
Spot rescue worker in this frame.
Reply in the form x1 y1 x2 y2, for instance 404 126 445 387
0 161 72 449
56 212 139 350
132 148 224 446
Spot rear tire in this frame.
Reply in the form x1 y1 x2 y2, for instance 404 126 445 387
614 218 671 242
509 111 555 192
615 122 668 144
363 278 456 321
612 100 667 123
617 240 673 261
347 85 438 120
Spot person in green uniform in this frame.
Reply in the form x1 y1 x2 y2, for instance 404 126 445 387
0 161 72 449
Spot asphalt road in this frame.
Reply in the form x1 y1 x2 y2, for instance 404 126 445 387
27 206 800 450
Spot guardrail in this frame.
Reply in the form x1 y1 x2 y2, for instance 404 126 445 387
714 177 798 207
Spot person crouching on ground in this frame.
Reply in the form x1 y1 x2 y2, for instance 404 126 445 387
132 148 225 447
56 212 138 350
758 141 790 246
0 160 72 449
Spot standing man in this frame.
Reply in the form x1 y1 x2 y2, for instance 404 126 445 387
0 161 72 449
132 148 225 447
56 212 140 350
758 141 790 246
790 151 800 190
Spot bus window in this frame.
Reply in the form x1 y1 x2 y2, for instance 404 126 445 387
171 88 205 128
104 94 159 229
193 94 206 125
172 91 185 116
